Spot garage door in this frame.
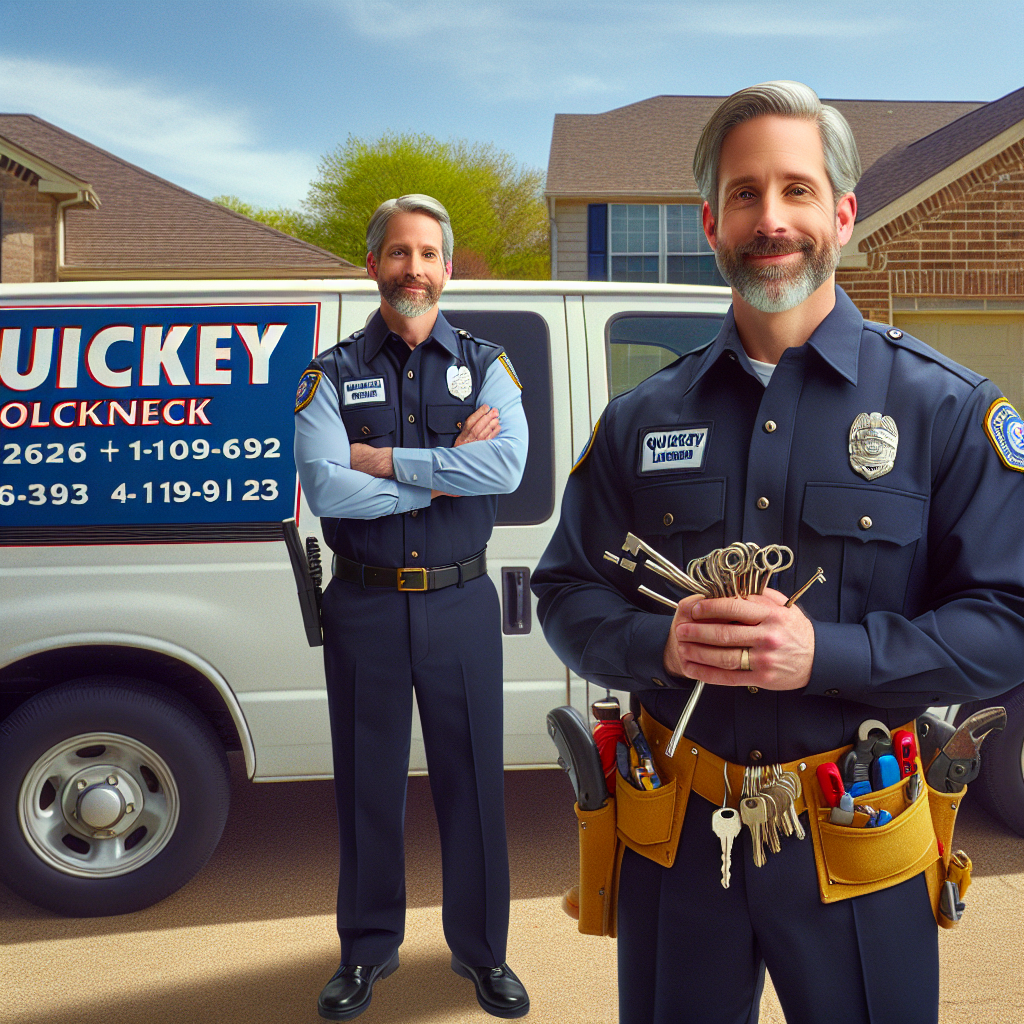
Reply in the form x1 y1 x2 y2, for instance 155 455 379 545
894 312 1024 410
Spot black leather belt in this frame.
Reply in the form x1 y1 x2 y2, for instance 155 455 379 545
331 549 487 591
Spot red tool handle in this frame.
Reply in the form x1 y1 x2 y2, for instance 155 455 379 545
816 762 846 807
892 729 917 777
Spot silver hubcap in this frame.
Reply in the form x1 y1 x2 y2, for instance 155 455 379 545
18 732 180 878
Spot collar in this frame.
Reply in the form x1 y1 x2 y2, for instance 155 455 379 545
363 307 462 361
686 285 863 393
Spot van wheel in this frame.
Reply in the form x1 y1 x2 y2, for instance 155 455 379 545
0 677 230 916
957 682 1024 838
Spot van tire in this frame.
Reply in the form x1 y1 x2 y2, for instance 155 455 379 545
957 682 1024 838
0 677 230 916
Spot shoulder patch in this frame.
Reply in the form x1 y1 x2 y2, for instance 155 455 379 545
498 352 522 390
294 369 322 413
571 418 600 474
984 398 1024 472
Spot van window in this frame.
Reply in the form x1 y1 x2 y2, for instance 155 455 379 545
441 310 554 526
607 314 724 398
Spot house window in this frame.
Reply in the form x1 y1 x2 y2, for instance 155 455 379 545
605 204 726 287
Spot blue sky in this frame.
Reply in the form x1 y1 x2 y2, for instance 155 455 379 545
1 0 1021 210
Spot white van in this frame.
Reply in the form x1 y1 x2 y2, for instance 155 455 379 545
1 278 1019 917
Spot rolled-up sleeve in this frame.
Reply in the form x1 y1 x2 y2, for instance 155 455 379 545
294 375 431 518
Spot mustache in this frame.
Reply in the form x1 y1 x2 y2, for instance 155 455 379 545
735 237 814 257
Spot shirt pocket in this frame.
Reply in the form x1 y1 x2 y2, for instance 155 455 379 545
340 406 397 445
630 477 727 571
427 402 474 446
801 482 927 621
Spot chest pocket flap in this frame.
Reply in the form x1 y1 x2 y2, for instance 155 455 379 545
341 406 397 442
632 478 726 537
427 402 474 436
803 483 926 546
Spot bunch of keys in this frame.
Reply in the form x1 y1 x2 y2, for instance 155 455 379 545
604 536 824 756
738 765 806 871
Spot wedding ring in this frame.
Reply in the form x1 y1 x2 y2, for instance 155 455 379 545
740 648 751 671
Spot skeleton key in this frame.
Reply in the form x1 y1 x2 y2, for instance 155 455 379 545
711 808 742 888
740 796 769 868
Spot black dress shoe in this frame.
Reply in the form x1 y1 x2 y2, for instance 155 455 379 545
451 956 530 1018
318 952 399 1021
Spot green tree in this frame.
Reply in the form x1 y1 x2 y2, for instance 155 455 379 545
302 134 550 280
212 195 316 244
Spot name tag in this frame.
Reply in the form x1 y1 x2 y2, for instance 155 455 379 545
639 426 710 473
342 377 386 405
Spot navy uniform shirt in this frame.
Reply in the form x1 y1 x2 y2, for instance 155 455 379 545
533 288 1024 765
294 309 528 567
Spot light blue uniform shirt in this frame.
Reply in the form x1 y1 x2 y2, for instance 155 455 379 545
294 342 528 519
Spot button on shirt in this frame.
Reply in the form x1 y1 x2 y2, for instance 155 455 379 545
532 288 1024 765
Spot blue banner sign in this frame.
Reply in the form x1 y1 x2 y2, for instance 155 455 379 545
0 302 319 527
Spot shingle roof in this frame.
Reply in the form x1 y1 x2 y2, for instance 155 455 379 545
854 86 1024 220
546 95 984 197
0 114 360 277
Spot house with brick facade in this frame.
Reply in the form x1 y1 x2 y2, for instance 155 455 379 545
0 114 361 283
546 88 1024 408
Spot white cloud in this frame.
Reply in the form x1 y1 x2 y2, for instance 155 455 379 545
0 54 316 208
315 0 901 101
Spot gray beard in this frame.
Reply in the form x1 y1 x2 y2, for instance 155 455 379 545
379 277 440 318
715 234 841 313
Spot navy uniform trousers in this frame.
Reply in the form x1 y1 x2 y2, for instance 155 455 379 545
321 569 510 969
616 794 938 1024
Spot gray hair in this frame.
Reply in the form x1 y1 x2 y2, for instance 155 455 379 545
365 194 454 265
693 81 862 216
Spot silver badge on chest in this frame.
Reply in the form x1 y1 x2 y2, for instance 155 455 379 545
849 412 898 480
447 364 473 400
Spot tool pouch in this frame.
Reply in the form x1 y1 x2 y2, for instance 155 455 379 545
572 719 696 937
803 744 971 929
574 799 623 936
923 783 972 929
804 764 938 899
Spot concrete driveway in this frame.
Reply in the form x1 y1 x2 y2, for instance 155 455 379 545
1 757 1021 1023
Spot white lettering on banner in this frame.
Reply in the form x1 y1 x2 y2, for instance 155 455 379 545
640 427 709 472
235 324 285 385
342 378 386 405
0 328 55 391
197 325 233 385
0 321 290 389
141 324 191 386
57 327 82 389
87 325 135 388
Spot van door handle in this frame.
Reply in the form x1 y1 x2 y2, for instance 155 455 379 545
501 566 532 635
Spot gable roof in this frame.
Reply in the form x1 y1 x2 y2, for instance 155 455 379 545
0 114 361 279
546 95 984 198
854 85 1024 221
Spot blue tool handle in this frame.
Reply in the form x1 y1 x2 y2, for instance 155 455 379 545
871 754 901 791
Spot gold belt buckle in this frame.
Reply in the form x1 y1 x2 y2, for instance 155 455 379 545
397 567 428 591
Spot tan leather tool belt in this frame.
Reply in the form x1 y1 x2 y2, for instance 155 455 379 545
573 710 969 937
